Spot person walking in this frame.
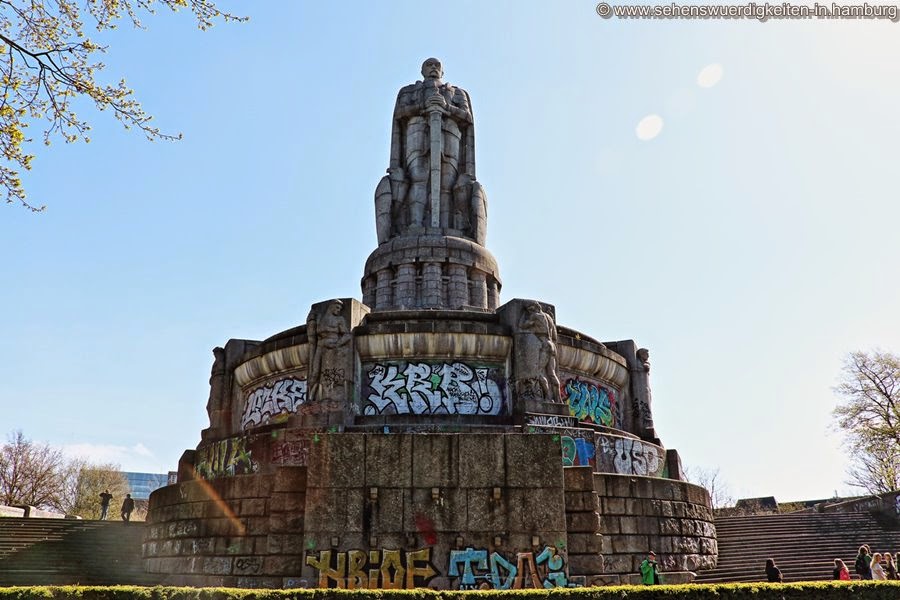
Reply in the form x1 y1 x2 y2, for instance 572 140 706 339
120 493 135 522
98 489 113 520
765 558 783 582
640 551 661 585
833 558 850 580
855 545 873 580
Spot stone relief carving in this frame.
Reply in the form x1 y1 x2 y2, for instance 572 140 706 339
205 346 226 422
306 300 353 403
633 347 657 440
374 58 487 245
514 301 562 403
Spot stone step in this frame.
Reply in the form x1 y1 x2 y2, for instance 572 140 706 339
0 518 165 586
696 512 900 583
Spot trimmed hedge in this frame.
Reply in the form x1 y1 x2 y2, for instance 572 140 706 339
2 584 900 600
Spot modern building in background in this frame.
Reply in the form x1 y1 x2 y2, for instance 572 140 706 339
123 472 176 500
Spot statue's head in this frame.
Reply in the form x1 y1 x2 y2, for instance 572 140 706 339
637 348 650 362
328 300 344 315
421 57 444 80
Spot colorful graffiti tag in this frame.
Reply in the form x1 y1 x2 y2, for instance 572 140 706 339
304 546 576 590
194 436 256 479
596 435 664 477
561 435 595 467
241 377 307 429
305 548 437 588
562 379 616 427
363 362 505 416
448 546 576 589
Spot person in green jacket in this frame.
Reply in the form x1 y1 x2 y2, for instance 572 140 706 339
640 551 661 585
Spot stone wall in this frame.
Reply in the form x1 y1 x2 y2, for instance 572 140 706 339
144 473 277 587
300 433 572 589
146 432 586 589
591 473 717 585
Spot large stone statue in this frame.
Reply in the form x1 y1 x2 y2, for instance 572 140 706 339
514 301 562 402
375 58 487 245
306 300 352 403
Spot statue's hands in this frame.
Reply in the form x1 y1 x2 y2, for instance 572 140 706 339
425 94 448 113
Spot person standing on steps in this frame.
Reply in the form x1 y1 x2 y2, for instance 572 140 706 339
765 558 783 582
855 545 873 580
121 493 135 522
640 551 661 585
98 489 112 520
871 552 887 580
884 552 898 580
833 558 850 580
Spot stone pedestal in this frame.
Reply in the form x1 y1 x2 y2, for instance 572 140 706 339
361 235 501 311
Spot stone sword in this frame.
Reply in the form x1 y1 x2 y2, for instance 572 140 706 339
427 105 443 228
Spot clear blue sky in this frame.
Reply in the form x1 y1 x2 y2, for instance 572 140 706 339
2 1 899 503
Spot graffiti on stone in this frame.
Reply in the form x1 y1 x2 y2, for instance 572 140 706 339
596 435 664 477
363 361 505 416
305 548 437 589
447 546 577 590
194 436 257 479
321 368 345 390
241 377 308 429
562 378 616 428
272 438 311 466
524 414 576 428
235 556 263 575
561 435 595 467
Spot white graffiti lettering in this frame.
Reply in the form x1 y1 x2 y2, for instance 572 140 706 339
364 362 504 416
525 414 577 428
241 378 308 429
597 436 663 477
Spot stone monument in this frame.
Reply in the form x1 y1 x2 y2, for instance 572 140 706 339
143 59 717 589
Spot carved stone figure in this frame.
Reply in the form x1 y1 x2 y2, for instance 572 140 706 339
633 348 657 439
306 300 353 403
514 302 562 402
374 58 486 244
202 346 227 439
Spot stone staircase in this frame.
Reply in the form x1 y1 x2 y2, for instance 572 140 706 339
0 518 163 586
695 511 900 583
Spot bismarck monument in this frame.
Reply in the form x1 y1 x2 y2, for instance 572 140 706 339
143 59 717 589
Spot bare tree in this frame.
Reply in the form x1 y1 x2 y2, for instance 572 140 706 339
685 466 735 509
0 429 66 509
833 350 900 494
56 459 131 519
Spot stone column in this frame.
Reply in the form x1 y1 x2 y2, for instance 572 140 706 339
421 262 443 308
395 263 418 309
469 271 487 309
447 263 469 308
362 276 376 308
375 268 393 310
487 280 500 309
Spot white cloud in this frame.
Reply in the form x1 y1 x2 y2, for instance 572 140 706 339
61 442 164 473
636 114 664 141
132 443 154 458
697 63 724 88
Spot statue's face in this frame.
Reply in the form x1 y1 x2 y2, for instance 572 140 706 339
329 302 342 315
421 58 443 79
